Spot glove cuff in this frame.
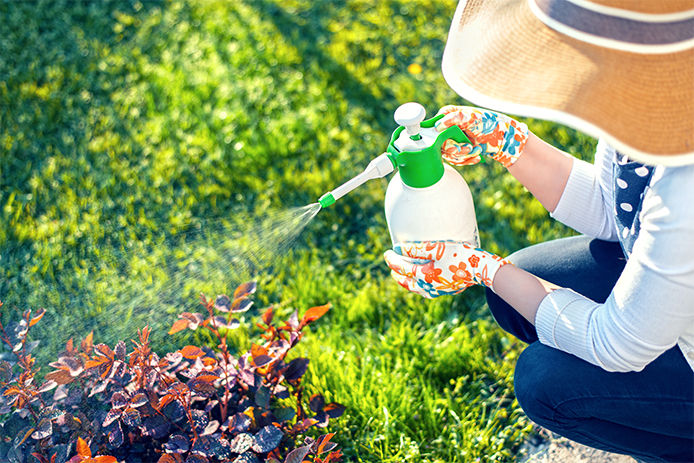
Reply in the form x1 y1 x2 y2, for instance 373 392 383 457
495 119 529 168
472 252 511 290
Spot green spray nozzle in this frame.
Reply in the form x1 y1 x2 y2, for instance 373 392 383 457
317 103 471 206
318 192 335 208
386 112 470 188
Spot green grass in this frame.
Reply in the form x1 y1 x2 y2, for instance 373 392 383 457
0 0 597 461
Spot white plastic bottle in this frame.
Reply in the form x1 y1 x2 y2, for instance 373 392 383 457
384 102 480 247
316 102 479 248
385 164 479 247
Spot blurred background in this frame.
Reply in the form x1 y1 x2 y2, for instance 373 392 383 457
0 0 597 461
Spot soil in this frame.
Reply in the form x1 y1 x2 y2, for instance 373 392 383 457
517 427 638 463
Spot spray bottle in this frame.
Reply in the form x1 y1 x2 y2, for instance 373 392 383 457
318 102 480 247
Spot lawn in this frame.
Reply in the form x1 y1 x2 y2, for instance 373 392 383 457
0 0 597 461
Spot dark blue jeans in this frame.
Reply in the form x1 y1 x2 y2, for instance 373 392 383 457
486 236 694 462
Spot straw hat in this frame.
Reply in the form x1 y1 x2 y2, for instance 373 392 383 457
441 0 694 166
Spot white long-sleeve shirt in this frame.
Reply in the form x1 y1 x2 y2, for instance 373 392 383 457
535 140 694 372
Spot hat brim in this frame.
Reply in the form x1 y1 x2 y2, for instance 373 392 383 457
442 0 694 165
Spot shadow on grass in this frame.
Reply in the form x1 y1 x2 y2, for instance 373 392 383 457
249 0 397 133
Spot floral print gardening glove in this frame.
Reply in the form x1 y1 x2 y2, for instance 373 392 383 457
435 106 529 168
384 241 511 299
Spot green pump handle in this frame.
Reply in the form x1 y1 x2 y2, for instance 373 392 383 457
385 113 472 188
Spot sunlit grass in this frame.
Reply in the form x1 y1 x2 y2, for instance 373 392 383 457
0 0 596 460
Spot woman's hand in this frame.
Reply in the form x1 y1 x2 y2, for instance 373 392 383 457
435 105 529 168
384 240 511 299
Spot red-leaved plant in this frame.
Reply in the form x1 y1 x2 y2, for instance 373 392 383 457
0 283 344 463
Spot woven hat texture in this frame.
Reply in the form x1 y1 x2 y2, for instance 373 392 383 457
442 0 694 165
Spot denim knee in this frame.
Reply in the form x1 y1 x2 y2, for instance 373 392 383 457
513 342 561 427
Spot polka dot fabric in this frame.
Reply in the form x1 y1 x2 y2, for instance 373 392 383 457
613 153 654 258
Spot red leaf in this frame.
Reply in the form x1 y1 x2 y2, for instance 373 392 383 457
284 445 311 463
44 369 75 385
315 433 336 454
99 362 114 379
28 308 46 327
138 325 151 344
250 344 267 358
84 358 106 369
168 319 189 335
81 332 94 354
94 344 114 360
179 345 205 359
201 357 217 367
231 297 253 313
102 409 121 427
309 394 325 413
300 303 331 327
195 374 219 383
233 281 257 299
283 358 309 381
180 312 204 330
323 402 346 418
183 456 208 463
3 386 21 397
291 417 318 433
252 355 273 368
158 455 184 463
16 427 35 447
130 392 149 408
261 307 274 325
76 437 91 458
93 457 118 463
31 453 49 463
157 394 174 411
214 295 232 312
324 450 343 462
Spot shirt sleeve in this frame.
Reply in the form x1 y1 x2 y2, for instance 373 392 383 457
550 139 619 241
535 163 694 372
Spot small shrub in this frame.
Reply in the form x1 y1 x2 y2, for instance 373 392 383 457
0 283 344 463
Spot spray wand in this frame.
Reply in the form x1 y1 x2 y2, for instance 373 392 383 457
317 102 479 247
317 102 470 208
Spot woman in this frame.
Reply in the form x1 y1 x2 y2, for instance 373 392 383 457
384 1 694 461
